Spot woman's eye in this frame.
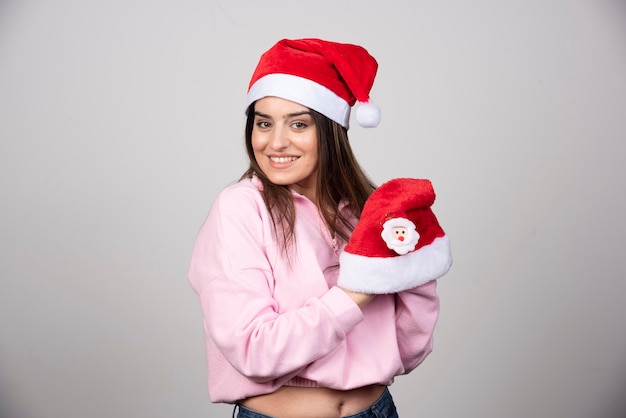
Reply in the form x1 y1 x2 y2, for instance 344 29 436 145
256 121 271 128
292 121 307 129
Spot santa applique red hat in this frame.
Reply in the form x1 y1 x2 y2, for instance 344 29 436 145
337 178 452 294
247 38 380 129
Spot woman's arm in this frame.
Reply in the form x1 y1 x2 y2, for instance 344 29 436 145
189 187 364 382
394 280 440 372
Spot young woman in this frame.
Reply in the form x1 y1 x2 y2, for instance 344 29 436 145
188 38 448 418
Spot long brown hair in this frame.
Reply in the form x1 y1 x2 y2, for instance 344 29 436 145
241 101 376 251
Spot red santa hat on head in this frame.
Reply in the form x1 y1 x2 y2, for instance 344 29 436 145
246 38 381 129
337 178 452 294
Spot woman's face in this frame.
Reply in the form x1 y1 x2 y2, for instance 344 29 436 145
252 96 319 201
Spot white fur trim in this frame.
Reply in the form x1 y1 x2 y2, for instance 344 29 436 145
247 74 351 128
355 101 380 128
337 235 452 294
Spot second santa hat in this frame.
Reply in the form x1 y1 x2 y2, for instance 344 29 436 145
337 178 452 294
247 38 380 129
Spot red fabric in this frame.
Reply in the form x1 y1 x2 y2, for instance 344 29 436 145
345 178 446 258
248 38 378 106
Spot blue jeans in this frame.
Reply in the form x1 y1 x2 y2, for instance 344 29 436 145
233 387 399 418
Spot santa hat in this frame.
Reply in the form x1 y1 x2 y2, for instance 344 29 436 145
246 38 380 129
337 178 452 294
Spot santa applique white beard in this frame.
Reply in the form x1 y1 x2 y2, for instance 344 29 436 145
381 217 420 255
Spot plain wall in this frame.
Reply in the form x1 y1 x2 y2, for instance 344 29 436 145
1 0 625 417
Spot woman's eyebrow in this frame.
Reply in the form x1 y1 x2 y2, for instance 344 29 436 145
254 110 311 119
253 111 271 119
284 111 311 118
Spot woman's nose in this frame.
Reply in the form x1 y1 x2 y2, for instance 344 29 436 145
269 126 289 149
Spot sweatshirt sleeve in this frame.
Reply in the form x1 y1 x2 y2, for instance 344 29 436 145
394 280 440 373
188 185 364 383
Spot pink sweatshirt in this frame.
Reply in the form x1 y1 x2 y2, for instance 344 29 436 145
188 177 440 403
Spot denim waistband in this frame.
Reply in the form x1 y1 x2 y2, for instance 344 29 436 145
233 387 398 418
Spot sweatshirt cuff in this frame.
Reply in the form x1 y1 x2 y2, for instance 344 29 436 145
319 286 364 334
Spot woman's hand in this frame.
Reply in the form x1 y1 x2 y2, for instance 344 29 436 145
341 288 375 309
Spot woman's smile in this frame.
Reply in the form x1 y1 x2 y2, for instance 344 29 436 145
269 155 300 164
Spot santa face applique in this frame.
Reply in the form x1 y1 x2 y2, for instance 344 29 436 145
381 217 420 255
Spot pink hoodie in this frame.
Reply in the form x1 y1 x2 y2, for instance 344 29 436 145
188 177 440 403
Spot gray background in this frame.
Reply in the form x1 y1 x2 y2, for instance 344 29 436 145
1 0 625 417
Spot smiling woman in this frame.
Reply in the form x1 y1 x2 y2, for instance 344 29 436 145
188 38 443 418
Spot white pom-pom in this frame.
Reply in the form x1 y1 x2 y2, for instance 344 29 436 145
355 101 381 128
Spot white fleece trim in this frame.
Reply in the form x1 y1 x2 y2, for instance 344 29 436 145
337 235 452 294
247 74 351 128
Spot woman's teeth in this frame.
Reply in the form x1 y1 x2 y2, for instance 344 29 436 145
270 156 299 163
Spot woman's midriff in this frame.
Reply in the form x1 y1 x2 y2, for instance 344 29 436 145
240 384 386 418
